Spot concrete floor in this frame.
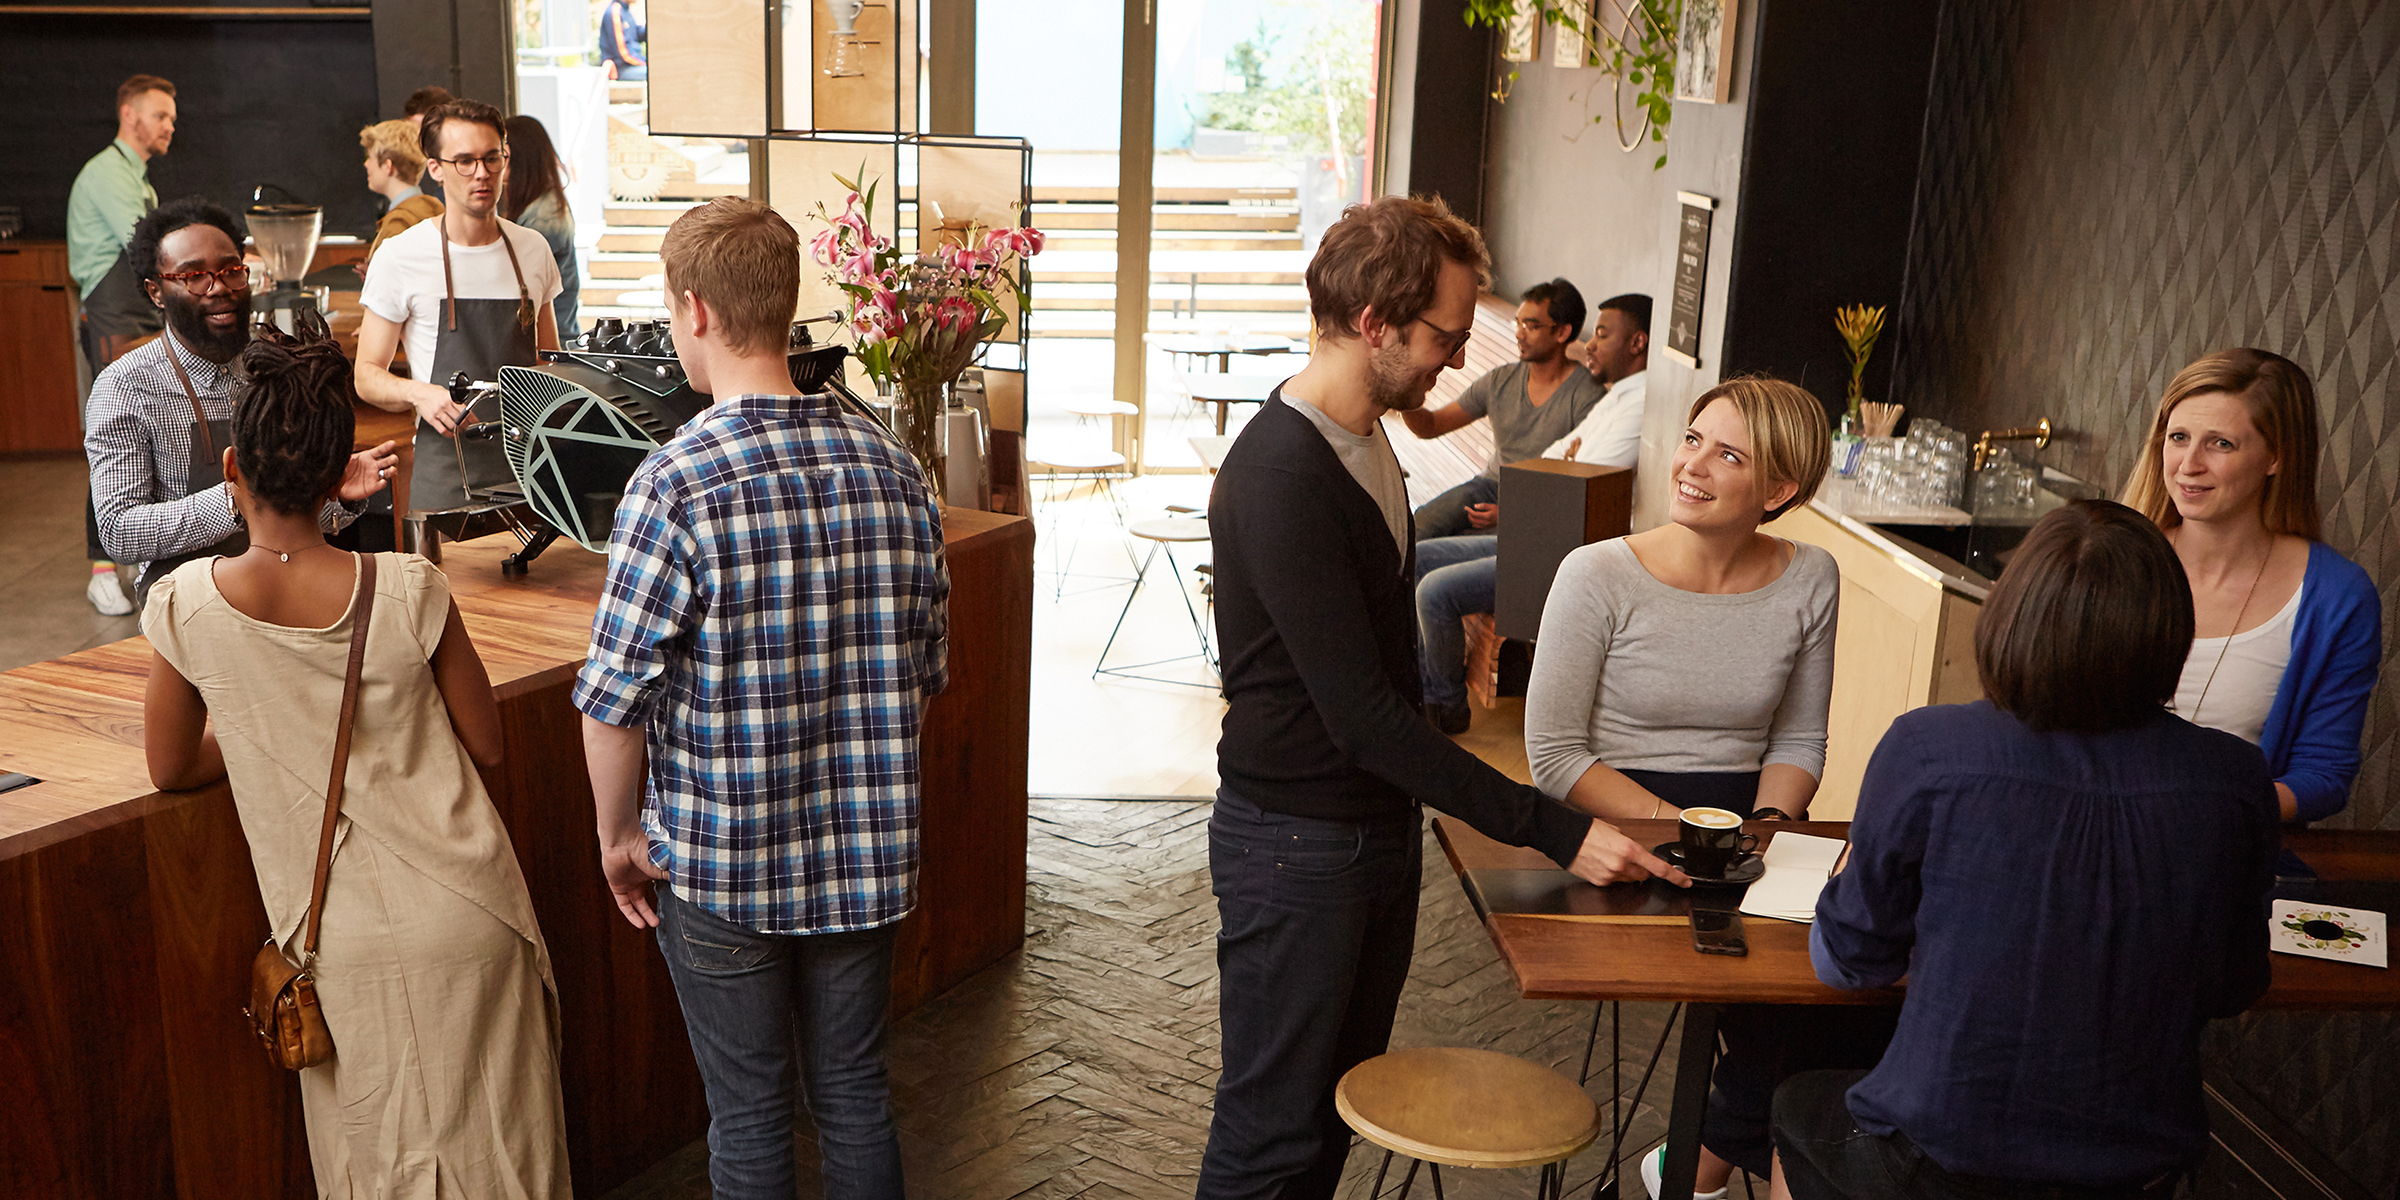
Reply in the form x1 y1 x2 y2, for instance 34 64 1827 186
0 459 142 674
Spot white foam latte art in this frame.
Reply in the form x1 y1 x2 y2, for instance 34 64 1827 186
1682 808 1741 829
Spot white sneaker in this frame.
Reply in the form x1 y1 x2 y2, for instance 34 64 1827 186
86 570 133 616
1641 1144 1728 1200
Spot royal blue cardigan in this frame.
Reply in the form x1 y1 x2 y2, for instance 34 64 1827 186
2264 540 2383 821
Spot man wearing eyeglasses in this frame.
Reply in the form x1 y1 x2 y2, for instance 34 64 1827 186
355 98 563 516
1395 277 1604 540
83 198 399 605
1199 198 1682 1200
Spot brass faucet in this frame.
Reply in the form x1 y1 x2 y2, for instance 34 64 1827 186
1973 418 2052 471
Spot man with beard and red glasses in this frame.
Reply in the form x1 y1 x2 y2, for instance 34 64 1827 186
1196 195 1686 1200
84 198 400 606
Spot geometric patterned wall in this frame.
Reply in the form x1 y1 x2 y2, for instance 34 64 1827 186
1893 0 2400 837
1893 5 2400 1189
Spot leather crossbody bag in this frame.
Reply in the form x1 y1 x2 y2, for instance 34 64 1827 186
244 554 377 1070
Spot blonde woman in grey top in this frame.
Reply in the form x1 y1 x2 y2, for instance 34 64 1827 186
1527 376 1849 1200
1527 376 1836 824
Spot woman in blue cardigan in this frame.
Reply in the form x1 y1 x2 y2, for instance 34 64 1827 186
2121 348 2382 822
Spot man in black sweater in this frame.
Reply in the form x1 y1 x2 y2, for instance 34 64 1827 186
1196 196 1687 1199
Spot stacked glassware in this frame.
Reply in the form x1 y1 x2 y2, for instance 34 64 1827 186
1857 419 1972 509
1970 446 2042 516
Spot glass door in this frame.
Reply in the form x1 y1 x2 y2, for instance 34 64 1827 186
1139 0 1380 469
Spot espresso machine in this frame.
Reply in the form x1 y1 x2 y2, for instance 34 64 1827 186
247 186 322 333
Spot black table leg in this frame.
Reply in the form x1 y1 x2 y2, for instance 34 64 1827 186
1658 1002 1721 1200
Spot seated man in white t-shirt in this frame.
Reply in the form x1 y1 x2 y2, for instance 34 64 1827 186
353 98 562 516
1417 293 1650 733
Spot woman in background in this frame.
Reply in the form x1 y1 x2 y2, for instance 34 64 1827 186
2121 348 2380 822
1774 500 2277 1199
359 118 441 265
503 114 582 339
142 317 570 1197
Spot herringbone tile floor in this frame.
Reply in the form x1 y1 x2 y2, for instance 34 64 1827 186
605 798 1711 1200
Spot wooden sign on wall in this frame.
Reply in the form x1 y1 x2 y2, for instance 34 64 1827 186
1664 190 1716 367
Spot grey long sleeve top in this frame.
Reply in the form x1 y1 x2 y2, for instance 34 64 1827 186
1524 537 1839 798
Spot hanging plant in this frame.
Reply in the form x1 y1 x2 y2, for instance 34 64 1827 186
1465 0 1680 167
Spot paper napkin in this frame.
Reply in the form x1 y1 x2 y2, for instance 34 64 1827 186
1738 832 1846 923
2270 899 2388 968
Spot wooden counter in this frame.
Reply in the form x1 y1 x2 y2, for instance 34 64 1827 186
1765 499 1986 819
0 510 1033 1198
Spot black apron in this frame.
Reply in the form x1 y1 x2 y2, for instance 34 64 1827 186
79 150 163 358
408 222 538 511
82 246 165 341
136 332 247 602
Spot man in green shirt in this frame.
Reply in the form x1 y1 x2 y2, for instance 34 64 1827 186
67 73 175 617
68 75 175 300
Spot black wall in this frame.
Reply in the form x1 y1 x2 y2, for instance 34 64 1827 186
0 14 385 238
1403 0 1493 227
1892 4 2400 1190
1719 0 1939 409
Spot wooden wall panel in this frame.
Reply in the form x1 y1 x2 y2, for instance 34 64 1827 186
810 0 900 130
648 0 769 137
917 142 1030 341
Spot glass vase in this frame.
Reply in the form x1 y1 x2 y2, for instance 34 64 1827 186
893 376 951 500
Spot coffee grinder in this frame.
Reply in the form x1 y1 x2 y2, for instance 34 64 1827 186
247 189 323 333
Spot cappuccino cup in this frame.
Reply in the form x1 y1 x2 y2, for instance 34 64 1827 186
1678 807 1758 877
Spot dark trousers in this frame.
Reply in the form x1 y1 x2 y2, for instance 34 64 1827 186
1197 789 1422 1200
655 888 905 1200
1410 476 1499 541
1773 1070 2181 1200
86 494 106 562
1705 1007 1899 1176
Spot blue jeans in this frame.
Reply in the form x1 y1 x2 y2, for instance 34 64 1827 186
1197 789 1423 1200
656 887 905 1200
1414 535 1499 708
1410 475 1498 541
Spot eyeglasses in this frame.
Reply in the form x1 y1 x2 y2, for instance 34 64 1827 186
1414 315 1473 357
157 265 250 294
433 151 510 177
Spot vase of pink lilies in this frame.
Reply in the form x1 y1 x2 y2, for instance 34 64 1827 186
810 169 1043 495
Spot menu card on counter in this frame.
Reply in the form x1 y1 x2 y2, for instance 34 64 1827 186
1739 832 1847 923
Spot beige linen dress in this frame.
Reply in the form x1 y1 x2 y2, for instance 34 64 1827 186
143 552 571 1200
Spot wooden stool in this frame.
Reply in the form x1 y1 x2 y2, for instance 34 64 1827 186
1336 1047 1600 1199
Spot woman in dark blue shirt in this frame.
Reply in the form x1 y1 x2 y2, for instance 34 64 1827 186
1770 500 2279 1200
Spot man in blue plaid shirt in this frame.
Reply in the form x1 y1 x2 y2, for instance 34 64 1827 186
573 198 947 1200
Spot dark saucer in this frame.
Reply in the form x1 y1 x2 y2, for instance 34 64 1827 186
1653 843 1765 886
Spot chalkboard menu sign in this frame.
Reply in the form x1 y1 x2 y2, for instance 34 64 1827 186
1665 191 1717 367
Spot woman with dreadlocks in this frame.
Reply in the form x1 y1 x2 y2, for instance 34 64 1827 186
141 313 571 1198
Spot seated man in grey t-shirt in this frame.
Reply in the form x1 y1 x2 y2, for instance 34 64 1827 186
1398 277 1605 540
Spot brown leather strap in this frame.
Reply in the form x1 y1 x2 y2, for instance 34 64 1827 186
160 331 216 461
300 553 377 962
439 217 535 334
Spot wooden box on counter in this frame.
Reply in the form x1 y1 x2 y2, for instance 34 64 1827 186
0 510 1033 1198
1495 459 1634 641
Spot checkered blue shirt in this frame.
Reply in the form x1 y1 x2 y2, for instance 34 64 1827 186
572 391 950 935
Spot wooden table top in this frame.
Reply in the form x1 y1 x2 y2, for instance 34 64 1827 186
1434 816 2400 1011
0 509 1027 860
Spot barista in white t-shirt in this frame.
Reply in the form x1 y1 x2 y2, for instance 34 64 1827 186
355 98 561 513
